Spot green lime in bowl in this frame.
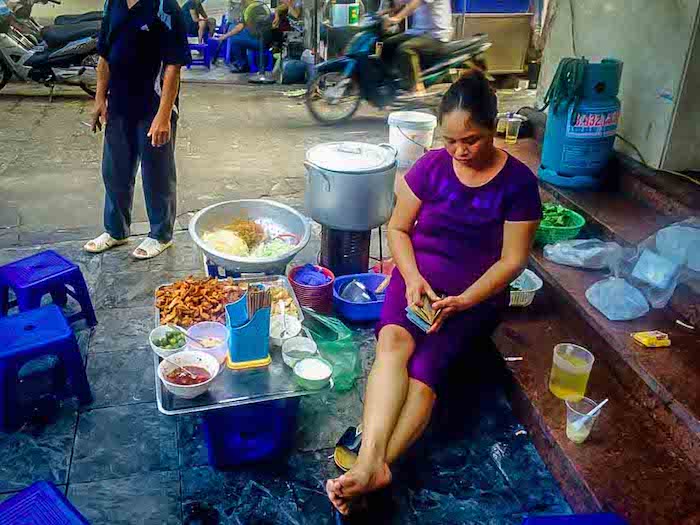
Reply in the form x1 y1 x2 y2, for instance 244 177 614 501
293 357 333 390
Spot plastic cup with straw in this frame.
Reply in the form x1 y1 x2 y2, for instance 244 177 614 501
565 397 608 444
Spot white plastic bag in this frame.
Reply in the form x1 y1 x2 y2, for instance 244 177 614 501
544 239 624 270
585 277 649 321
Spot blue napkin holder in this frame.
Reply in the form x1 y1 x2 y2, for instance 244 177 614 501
225 293 271 370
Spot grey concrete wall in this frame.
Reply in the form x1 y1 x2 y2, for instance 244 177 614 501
663 8 700 171
31 0 229 23
537 0 699 169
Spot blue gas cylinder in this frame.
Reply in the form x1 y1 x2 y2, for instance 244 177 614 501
539 59 623 189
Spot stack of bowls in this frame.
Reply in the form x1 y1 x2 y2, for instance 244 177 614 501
288 265 335 314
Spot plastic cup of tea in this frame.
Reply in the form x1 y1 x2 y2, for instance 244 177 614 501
505 117 522 144
548 343 595 400
565 397 601 444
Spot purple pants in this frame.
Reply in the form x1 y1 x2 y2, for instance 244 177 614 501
375 272 504 392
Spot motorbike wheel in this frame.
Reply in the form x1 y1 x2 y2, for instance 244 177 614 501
306 72 361 125
0 61 11 92
80 83 97 98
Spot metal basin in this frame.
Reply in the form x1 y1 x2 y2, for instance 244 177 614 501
189 200 311 275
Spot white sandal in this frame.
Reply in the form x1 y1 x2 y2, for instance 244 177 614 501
84 233 128 254
132 237 173 260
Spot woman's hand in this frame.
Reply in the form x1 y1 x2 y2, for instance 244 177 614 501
428 295 469 334
405 275 438 308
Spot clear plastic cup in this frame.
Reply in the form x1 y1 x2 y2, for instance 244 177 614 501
566 397 601 444
505 117 522 144
548 343 595 400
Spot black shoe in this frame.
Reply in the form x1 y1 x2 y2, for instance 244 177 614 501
229 64 249 73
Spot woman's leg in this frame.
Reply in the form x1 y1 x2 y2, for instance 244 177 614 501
197 19 208 43
326 325 415 513
385 378 436 465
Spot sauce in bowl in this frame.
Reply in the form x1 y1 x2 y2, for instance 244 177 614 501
165 366 211 386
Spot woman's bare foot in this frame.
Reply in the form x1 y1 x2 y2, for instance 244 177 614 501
326 461 392 514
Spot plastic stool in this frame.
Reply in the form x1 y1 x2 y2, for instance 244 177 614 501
0 305 92 431
0 250 97 326
0 481 89 524
247 49 274 72
188 42 212 69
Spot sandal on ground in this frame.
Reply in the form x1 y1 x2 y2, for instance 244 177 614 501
83 233 128 254
132 238 173 260
334 425 363 472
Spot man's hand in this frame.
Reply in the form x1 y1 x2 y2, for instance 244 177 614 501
147 112 171 147
91 97 108 133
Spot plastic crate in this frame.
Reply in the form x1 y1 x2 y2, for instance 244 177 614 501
521 513 627 525
0 481 89 524
202 398 300 468
333 273 387 322
466 0 531 13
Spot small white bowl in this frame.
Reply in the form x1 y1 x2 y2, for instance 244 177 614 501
270 314 302 347
186 321 229 365
282 336 318 368
150 325 187 358
157 350 220 399
293 357 333 390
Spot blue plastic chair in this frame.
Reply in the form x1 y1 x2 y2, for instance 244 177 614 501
0 305 92 431
247 48 274 72
0 250 97 326
0 481 89 524
187 41 212 69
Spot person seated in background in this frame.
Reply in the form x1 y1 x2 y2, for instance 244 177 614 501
182 0 216 43
272 0 303 32
212 0 261 73
382 0 452 97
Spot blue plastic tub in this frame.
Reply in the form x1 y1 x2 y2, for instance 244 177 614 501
452 0 468 12
466 0 531 13
333 273 387 322
0 481 89 524
202 397 300 469
521 514 627 525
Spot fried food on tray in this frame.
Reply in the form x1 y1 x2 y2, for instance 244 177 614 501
270 285 298 318
156 277 246 328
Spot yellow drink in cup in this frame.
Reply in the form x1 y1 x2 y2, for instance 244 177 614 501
548 344 595 400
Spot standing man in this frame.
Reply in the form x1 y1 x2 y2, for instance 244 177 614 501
84 0 191 260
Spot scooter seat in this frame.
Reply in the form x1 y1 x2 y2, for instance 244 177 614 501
442 33 489 54
54 12 103 26
41 20 101 49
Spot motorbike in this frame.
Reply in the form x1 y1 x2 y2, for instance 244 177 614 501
0 0 99 97
306 14 491 125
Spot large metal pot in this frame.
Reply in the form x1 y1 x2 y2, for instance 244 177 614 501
304 142 397 231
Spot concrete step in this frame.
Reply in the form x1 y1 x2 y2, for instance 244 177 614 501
492 286 700 524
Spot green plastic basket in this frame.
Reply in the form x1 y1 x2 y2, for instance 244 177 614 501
535 209 586 245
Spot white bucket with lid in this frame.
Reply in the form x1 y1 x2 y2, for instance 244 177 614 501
388 111 438 168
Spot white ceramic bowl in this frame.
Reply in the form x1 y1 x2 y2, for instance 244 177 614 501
270 314 302 347
282 336 318 368
157 350 220 399
149 325 187 359
293 357 333 390
186 321 229 365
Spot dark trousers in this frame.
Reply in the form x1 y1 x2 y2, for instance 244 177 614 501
102 112 178 243
381 33 445 89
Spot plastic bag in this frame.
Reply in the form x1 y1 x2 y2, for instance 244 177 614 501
303 309 361 392
585 277 649 321
655 222 700 268
544 239 624 270
629 249 682 309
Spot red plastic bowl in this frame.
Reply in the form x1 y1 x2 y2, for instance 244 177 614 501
288 265 335 314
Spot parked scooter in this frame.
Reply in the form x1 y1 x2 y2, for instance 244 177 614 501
8 0 101 46
306 14 491 125
0 1 99 97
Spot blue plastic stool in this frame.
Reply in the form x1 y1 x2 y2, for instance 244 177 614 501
187 41 212 69
0 481 89 524
0 305 92 431
247 48 274 72
0 250 97 326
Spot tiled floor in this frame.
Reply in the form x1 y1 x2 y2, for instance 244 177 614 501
0 234 571 524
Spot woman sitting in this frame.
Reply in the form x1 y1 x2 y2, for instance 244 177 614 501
325 71 542 515
182 0 216 43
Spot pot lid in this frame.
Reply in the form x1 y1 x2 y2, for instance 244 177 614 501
306 142 396 173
